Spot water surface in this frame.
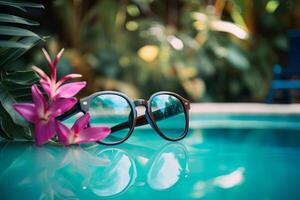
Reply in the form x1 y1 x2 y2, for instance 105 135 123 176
1 117 300 199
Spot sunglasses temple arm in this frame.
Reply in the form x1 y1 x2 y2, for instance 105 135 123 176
55 101 82 121
110 102 188 133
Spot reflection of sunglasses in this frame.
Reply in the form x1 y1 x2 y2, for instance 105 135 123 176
90 142 189 197
58 91 191 145
0 142 189 198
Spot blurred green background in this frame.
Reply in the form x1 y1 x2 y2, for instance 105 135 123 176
2 0 300 102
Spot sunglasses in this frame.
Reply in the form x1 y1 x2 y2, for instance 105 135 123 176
58 91 190 145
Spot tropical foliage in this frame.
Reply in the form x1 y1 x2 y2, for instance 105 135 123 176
0 1 44 139
33 0 298 102
0 0 299 140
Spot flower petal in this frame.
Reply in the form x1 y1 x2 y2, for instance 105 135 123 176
31 84 46 116
48 97 77 117
55 120 71 145
56 74 82 87
74 126 111 144
42 48 53 70
13 103 37 123
35 119 56 146
71 113 90 133
53 48 64 69
56 81 86 98
42 48 58 81
40 79 51 97
32 65 50 81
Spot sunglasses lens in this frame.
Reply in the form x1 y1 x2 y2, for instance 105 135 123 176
89 94 134 144
150 94 187 140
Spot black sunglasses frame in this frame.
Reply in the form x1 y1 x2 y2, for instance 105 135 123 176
57 91 190 145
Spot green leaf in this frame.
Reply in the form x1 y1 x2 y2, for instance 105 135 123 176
0 1 44 12
225 47 249 70
0 26 40 38
0 116 11 139
0 71 39 126
0 14 39 26
0 103 32 139
2 70 40 85
0 71 38 140
0 1 44 68
0 40 29 48
0 1 43 140
0 36 43 67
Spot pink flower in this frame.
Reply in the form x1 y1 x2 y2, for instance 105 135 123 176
13 48 111 146
13 85 77 145
55 113 111 145
32 48 86 101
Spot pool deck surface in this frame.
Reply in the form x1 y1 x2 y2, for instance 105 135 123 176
191 103 300 114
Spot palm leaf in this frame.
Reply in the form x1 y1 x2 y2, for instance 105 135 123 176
0 70 39 139
0 104 32 139
0 14 39 26
0 1 44 140
0 37 43 67
0 40 29 48
0 26 40 38
0 1 44 68
0 1 44 12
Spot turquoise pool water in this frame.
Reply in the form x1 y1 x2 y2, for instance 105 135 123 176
0 114 300 199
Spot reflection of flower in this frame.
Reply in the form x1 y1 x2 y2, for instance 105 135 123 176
13 85 77 145
0 143 67 200
57 146 111 191
56 113 110 145
0 142 110 200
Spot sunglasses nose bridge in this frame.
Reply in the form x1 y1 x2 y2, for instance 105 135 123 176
134 99 148 107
